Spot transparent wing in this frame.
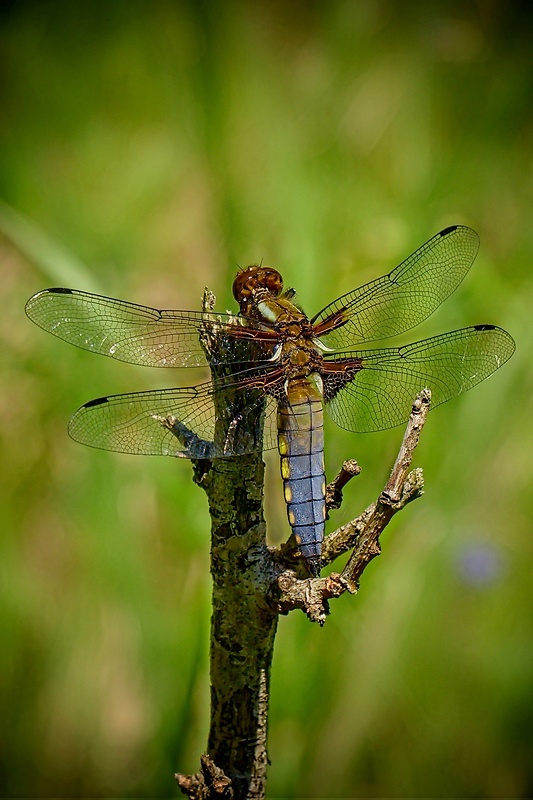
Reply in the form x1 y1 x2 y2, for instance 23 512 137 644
68 380 280 458
25 287 278 368
323 325 515 433
312 226 480 347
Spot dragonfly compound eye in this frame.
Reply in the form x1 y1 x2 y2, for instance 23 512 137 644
232 266 283 301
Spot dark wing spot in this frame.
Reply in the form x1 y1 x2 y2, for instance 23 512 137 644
83 396 109 408
474 324 496 331
439 225 458 236
48 287 74 294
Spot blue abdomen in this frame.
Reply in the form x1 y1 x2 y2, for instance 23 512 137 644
277 377 326 576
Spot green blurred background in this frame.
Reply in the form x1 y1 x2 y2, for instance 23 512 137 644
1 1 532 797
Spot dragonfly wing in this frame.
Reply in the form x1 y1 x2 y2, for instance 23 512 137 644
25 288 278 368
311 226 480 347
68 381 280 458
322 325 515 432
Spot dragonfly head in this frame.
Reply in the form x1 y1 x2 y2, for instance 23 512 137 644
233 265 283 303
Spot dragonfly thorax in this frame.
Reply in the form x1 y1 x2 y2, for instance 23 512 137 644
279 335 324 379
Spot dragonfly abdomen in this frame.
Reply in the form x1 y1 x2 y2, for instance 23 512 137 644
278 377 326 576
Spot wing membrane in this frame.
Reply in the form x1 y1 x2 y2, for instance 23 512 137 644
312 226 480 347
324 326 515 432
68 381 280 458
25 288 278 368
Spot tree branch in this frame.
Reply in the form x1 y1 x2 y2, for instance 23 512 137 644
176 288 277 800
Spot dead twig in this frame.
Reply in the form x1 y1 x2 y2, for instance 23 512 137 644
325 459 361 513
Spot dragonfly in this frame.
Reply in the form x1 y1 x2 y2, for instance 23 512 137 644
26 225 515 576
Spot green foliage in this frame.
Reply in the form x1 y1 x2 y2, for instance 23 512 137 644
1 1 531 796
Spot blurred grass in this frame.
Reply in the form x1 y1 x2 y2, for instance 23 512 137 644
1 1 532 797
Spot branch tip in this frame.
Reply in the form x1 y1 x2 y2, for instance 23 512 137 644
382 389 431 504
202 287 216 312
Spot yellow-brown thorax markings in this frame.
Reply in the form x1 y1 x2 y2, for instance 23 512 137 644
255 295 325 381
